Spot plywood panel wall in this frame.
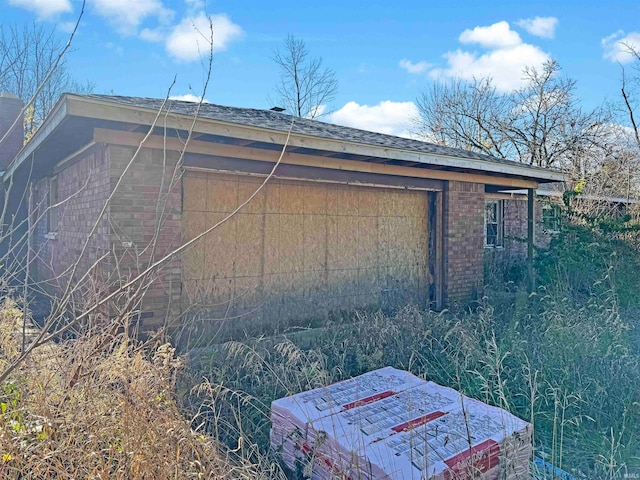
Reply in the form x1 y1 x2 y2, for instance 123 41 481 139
182 170 429 333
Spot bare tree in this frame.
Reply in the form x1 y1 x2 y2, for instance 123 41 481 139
0 11 295 478
620 43 640 152
270 35 338 119
416 77 512 157
0 23 93 134
416 61 610 173
0 11 299 381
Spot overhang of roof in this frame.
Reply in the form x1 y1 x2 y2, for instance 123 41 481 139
505 187 640 205
5 94 566 187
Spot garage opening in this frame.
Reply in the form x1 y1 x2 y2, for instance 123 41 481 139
181 170 441 335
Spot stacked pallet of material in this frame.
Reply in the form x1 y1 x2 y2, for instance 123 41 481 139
269 367 424 472
271 368 532 479
367 397 532 479
305 381 464 479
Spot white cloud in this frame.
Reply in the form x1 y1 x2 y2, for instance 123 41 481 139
165 13 243 61
326 101 419 138
307 104 326 118
428 21 551 92
140 28 164 42
184 0 207 13
8 0 72 19
169 94 210 103
88 0 173 34
399 59 431 74
516 16 558 39
602 30 640 63
459 21 522 49
430 44 550 92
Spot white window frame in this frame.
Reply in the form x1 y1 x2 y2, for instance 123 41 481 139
542 203 561 233
47 175 59 235
484 199 504 248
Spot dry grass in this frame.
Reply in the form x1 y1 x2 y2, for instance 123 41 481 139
191 295 639 479
0 298 283 479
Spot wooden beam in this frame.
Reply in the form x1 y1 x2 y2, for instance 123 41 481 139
430 191 444 310
184 150 444 190
185 166 441 191
314 150 340 157
442 183 450 306
53 142 98 173
485 192 523 200
93 128 540 189
527 188 535 292
436 191 444 310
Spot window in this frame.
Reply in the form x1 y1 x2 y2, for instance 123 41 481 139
48 176 58 233
485 200 504 248
542 204 561 232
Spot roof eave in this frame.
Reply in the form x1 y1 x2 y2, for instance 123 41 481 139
4 95 69 181
65 95 566 183
8 94 566 184
506 188 640 205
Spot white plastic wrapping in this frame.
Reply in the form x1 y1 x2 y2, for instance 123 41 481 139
271 368 531 479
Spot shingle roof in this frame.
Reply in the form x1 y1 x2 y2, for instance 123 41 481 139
82 94 552 174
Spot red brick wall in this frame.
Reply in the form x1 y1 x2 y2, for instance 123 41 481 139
444 181 484 304
500 197 550 261
33 138 555 326
503 198 528 258
31 144 182 329
107 145 182 329
32 145 111 307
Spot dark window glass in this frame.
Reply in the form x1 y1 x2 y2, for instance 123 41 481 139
542 204 561 231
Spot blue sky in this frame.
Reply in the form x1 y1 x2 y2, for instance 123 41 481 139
3 0 640 137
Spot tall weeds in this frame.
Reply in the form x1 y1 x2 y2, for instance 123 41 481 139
0 298 284 479
192 280 639 478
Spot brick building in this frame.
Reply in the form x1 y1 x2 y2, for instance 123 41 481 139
2 94 564 336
